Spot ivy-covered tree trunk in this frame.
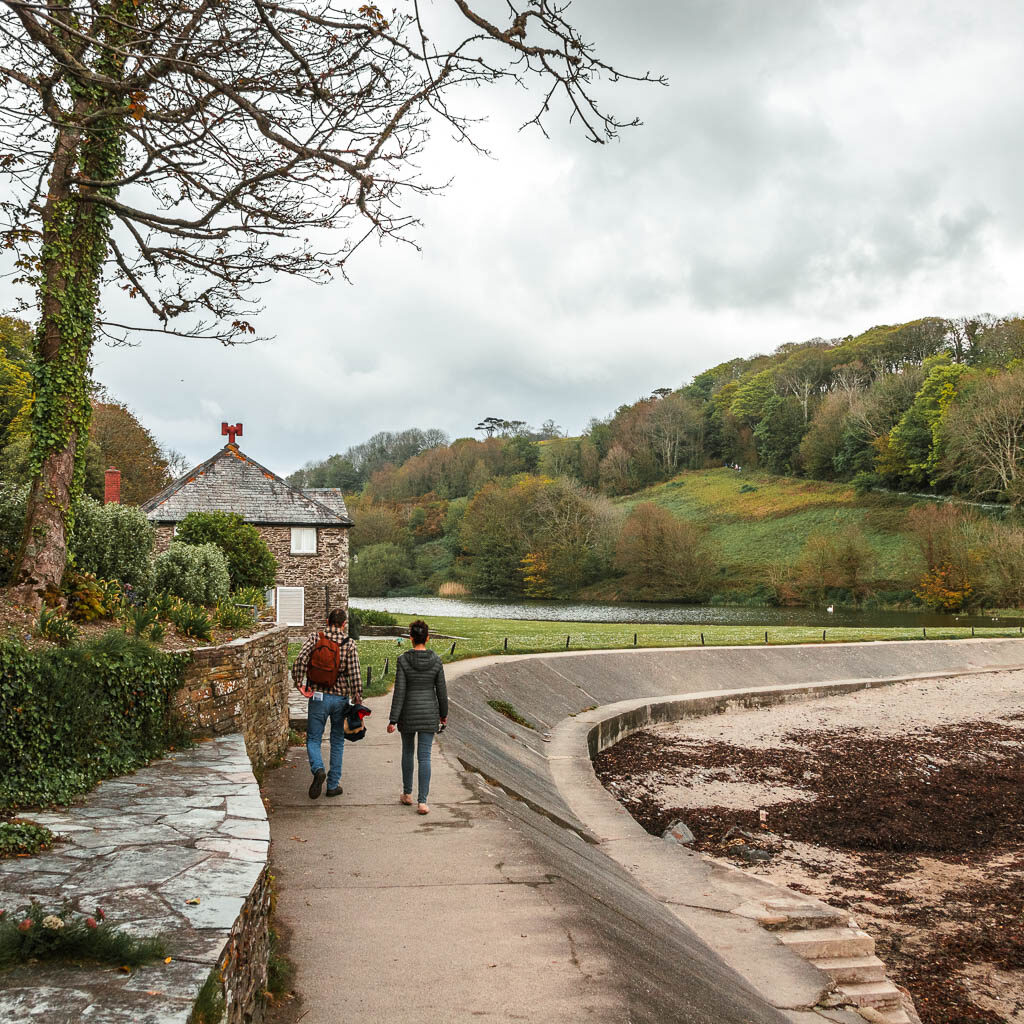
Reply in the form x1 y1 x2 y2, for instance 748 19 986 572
12 14 130 608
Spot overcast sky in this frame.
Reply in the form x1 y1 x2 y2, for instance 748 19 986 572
6 1 1024 477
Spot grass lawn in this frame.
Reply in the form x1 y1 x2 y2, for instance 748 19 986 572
618 468 922 588
292 615 1023 699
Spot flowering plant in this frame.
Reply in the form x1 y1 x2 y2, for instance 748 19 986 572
0 899 165 968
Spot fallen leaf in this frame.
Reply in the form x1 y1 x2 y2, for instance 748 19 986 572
164 957 173 964
185 898 201 905
118 965 131 974
289 836 307 843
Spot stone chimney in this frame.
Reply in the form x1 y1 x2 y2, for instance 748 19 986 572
104 468 121 505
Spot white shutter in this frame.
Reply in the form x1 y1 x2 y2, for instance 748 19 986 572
276 586 305 626
291 527 317 554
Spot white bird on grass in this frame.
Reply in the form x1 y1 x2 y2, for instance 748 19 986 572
826 605 834 613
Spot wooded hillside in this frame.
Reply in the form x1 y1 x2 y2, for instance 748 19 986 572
295 313 1024 610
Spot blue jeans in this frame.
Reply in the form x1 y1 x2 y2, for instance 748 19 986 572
307 693 349 789
401 731 434 804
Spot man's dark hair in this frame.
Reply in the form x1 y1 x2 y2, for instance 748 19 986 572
409 620 429 645
328 608 348 628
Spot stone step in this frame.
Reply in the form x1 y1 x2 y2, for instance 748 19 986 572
778 925 875 959
848 1006 911 1024
811 953 888 984
836 980 904 1010
759 902 850 931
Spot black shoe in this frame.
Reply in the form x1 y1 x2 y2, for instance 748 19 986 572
308 768 326 799
326 786 343 798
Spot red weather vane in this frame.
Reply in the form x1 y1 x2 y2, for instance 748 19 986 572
221 422 243 445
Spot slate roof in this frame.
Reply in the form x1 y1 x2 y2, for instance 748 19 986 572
142 445 354 527
302 488 353 522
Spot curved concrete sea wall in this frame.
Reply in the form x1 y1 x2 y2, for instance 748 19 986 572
439 637 1024 1021
444 637 1024 839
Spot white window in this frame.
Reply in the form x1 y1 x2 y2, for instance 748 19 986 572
264 588 276 609
291 527 317 554
276 586 305 627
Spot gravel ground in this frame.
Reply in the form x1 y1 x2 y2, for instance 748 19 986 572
594 670 1024 1024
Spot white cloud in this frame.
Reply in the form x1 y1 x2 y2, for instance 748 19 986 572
5 0 1024 476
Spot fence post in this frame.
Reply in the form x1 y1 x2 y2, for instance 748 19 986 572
764 631 768 644
822 630 826 642
503 637 508 651
700 632 704 646
565 635 570 649
633 632 637 647
367 666 372 686
450 641 457 656
384 657 389 676
923 627 927 638
971 626 975 637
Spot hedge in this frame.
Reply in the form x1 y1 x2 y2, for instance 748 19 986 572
175 511 277 591
69 495 155 591
152 542 231 606
0 630 187 811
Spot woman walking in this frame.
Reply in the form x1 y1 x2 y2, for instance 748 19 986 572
387 619 448 814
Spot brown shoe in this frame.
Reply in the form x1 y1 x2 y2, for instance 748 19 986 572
417 803 429 815
400 793 413 805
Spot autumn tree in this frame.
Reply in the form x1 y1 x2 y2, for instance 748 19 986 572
940 368 1024 505
0 1 655 605
86 396 170 504
613 502 715 601
0 316 32 483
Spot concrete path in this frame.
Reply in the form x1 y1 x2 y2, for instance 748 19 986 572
264 693 787 1024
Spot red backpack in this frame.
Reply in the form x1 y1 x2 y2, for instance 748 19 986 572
306 632 346 688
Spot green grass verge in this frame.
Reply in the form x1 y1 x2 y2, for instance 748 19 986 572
295 616 1024 699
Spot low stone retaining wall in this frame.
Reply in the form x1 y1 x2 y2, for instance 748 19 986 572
175 624 290 772
0 735 271 1024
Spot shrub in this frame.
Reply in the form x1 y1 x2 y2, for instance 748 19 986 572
0 630 186 810
977 523 1024 608
613 503 716 601
64 571 122 622
174 511 277 590
150 591 177 619
349 607 398 627
0 482 26 586
349 542 415 596
69 496 154 591
36 608 78 646
915 562 974 612
0 822 55 858
153 542 230 606
127 605 159 637
215 602 253 630
169 602 213 641
231 585 267 610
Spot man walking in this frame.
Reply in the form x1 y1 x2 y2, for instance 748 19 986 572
291 607 363 799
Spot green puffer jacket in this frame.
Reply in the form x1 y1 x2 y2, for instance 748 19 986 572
389 649 448 734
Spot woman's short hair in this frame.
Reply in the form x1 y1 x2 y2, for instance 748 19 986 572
409 619 429 645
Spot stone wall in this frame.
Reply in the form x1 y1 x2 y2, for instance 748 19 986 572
259 525 349 636
0 735 272 1024
176 624 290 771
221 863 273 1024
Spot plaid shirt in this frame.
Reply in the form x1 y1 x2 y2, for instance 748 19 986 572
291 626 362 702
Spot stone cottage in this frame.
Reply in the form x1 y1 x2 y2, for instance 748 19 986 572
142 431 353 636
